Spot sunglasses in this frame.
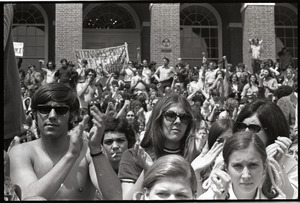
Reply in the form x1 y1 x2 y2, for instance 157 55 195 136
37 105 70 115
234 122 263 133
163 110 192 125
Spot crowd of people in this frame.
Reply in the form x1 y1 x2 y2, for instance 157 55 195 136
4 44 298 200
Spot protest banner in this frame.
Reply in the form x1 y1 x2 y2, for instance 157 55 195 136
75 42 129 76
13 42 24 57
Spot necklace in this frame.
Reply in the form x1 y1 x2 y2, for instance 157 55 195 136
163 147 181 154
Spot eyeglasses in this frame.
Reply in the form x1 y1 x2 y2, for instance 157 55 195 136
126 114 135 117
163 110 192 125
37 105 70 115
234 122 263 133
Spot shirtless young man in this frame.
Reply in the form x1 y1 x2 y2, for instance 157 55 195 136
153 57 177 93
76 68 100 116
8 83 121 200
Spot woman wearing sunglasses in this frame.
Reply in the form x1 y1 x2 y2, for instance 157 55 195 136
233 99 298 199
118 94 197 199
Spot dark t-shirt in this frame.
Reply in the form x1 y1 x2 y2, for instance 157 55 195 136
118 147 182 182
57 67 72 83
118 148 143 182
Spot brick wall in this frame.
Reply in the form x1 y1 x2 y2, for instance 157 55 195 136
55 4 82 65
242 4 276 73
150 3 180 67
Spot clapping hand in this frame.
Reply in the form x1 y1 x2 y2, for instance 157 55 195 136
68 115 90 156
134 142 153 171
87 105 106 149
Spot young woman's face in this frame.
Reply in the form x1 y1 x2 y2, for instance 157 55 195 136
162 103 190 149
144 176 194 200
226 145 266 199
286 70 293 78
250 75 256 82
232 74 238 82
126 111 135 124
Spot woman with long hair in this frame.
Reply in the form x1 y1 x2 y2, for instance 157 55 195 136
118 94 196 199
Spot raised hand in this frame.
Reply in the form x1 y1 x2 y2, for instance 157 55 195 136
267 136 292 166
87 105 106 149
124 100 130 107
68 115 89 156
209 169 231 199
133 142 153 171
191 141 223 172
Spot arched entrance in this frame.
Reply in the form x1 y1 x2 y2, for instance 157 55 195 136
275 3 298 67
180 3 222 67
83 3 141 61
12 4 49 71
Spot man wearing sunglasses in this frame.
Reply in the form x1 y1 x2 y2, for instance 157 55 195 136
8 83 121 200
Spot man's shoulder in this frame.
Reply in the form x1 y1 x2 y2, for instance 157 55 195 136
9 140 39 157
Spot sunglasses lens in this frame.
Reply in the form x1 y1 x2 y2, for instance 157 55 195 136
38 106 52 114
55 107 69 115
164 111 177 122
249 124 261 133
235 122 247 131
180 114 192 124
164 111 191 124
37 105 69 115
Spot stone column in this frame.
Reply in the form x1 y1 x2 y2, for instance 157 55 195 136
55 4 82 65
150 3 180 67
241 3 276 73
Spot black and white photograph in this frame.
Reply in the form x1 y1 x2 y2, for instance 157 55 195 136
3 1 298 201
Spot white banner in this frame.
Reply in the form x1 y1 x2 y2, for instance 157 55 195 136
13 42 24 57
75 43 129 74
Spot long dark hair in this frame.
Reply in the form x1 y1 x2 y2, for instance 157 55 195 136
234 99 289 146
140 94 195 160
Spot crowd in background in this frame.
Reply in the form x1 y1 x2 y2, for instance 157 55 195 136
5 43 298 200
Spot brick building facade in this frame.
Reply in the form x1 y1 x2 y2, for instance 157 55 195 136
11 3 297 72
55 4 83 64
